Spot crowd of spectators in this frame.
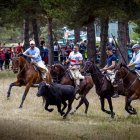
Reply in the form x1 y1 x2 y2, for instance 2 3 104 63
0 39 136 71
0 42 23 70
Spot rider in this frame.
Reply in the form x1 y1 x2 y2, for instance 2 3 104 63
128 44 140 74
101 46 119 98
65 45 84 93
23 40 48 81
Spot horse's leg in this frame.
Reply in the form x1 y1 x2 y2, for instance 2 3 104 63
125 94 138 115
63 99 73 119
44 101 54 112
7 81 21 99
70 96 85 115
100 97 111 114
107 97 115 118
83 97 89 114
61 101 67 112
19 83 32 108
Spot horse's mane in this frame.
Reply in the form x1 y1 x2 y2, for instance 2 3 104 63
120 63 137 75
54 64 65 72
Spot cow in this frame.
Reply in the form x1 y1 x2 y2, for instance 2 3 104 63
36 81 75 119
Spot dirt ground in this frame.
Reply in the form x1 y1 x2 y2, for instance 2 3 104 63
0 72 140 140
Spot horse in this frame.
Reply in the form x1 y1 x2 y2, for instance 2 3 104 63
7 56 52 108
50 64 94 114
114 63 140 115
83 60 123 118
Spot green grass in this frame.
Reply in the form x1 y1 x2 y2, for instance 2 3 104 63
0 76 140 140
0 70 15 78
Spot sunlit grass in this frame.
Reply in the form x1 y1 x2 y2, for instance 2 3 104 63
0 76 140 140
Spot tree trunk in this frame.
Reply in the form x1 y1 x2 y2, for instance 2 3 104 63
87 21 96 61
126 21 130 44
74 28 80 44
23 16 29 50
99 17 109 68
118 19 128 64
32 18 40 47
47 17 54 65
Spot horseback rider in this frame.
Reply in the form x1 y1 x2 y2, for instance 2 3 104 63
128 44 140 75
101 46 119 98
65 45 84 93
23 40 48 81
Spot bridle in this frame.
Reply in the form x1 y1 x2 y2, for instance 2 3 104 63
12 57 27 74
117 66 138 91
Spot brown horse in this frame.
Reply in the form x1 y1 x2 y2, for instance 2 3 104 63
7 56 52 108
115 63 140 115
50 64 94 114
83 60 124 118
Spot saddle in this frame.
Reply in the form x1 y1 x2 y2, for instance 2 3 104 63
102 71 114 82
32 64 42 79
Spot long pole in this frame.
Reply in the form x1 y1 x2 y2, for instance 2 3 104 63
111 33 127 65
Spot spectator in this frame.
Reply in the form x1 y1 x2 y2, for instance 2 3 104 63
54 42 60 63
43 46 48 65
0 50 5 70
15 42 23 54
65 45 72 57
5 49 11 70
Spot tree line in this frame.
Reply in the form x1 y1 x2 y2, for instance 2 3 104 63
0 0 140 66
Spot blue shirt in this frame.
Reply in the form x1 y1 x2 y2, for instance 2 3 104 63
23 47 42 62
107 54 116 67
130 50 140 69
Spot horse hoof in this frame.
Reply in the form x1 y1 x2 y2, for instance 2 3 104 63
7 97 10 100
63 115 67 119
111 113 115 118
61 112 65 116
49 109 54 112
70 112 74 115
19 106 22 109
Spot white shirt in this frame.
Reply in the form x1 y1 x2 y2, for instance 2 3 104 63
69 51 83 68
130 50 140 68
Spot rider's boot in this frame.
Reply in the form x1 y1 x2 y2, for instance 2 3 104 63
112 86 119 98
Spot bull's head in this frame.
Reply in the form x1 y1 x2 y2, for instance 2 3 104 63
36 81 50 97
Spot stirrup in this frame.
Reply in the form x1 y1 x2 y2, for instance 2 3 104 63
112 93 119 98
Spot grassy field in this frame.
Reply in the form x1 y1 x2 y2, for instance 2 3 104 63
0 71 140 140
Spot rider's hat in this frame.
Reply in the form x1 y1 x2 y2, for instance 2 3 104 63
132 44 140 49
30 40 35 45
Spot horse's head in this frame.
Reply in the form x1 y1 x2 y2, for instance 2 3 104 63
50 64 65 77
115 63 129 81
11 56 27 73
11 57 20 73
83 60 94 73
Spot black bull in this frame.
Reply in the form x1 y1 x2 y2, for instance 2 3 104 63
37 82 75 119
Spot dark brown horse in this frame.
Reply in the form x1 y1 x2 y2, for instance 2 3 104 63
7 56 52 108
114 63 140 115
83 60 124 118
50 64 94 114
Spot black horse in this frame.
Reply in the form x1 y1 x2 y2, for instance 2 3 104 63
83 60 123 118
